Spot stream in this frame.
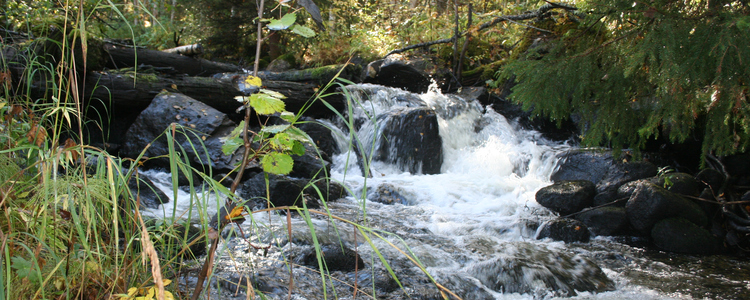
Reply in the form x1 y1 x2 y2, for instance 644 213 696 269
142 84 750 299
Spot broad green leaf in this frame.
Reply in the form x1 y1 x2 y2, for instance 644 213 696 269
267 13 296 30
286 126 311 143
261 152 294 175
221 121 245 155
270 132 294 150
249 93 286 115
261 124 290 134
11 256 36 282
291 140 306 156
280 111 296 122
290 24 316 38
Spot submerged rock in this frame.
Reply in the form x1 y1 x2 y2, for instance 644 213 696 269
535 180 596 215
468 242 614 297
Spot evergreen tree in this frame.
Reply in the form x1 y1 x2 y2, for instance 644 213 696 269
500 0 750 159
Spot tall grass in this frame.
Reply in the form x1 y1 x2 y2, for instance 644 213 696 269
1 1 456 299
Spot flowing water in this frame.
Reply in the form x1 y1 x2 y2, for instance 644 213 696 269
143 84 750 299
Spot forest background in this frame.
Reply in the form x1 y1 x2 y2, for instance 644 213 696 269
1 0 749 299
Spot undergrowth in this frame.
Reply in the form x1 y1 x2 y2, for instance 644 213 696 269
1 1 456 299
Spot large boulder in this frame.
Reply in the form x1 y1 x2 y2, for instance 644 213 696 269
552 150 657 205
575 206 629 236
121 92 246 174
239 173 347 209
651 218 722 254
536 218 591 243
468 242 614 297
626 182 708 234
376 107 443 174
535 180 596 215
656 172 702 197
363 59 431 94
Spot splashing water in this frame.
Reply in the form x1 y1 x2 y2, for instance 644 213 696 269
143 84 749 299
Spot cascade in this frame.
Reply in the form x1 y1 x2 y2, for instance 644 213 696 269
142 84 749 299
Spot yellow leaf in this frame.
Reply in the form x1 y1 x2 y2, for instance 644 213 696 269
162 279 172 286
127 287 138 296
226 205 245 220
244 75 262 87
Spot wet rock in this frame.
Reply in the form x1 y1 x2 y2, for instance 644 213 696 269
300 244 364 272
290 143 330 179
536 218 591 243
626 182 708 234
376 107 443 174
651 217 722 254
121 92 245 177
128 174 168 209
370 183 413 205
363 60 431 93
468 242 614 297
551 150 657 201
239 173 347 209
656 172 701 197
535 180 596 215
575 206 629 236
296 118 340 161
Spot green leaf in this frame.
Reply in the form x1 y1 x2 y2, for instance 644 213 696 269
286 126 311 143
11 256 36 282
280 111 296 122
291 140 306 156
249 93 286 115
270 132 294 150
267 13 296 30
259 88 287 99
261 152 294 175
221 121 245 155
290 24 316 38
261 124 290 134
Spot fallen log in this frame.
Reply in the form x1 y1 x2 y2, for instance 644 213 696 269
85 69 344 118
253 63 361 85
103 43 242 76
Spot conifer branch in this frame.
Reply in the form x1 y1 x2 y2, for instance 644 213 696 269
384 2 577 58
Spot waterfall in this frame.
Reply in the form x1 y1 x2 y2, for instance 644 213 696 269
141 84 735 299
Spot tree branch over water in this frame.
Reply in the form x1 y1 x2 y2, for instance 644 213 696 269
384 2 577 58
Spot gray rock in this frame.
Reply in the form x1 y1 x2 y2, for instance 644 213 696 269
121 92 246 175
552 150 657 199
651 217 722 254
537 218 591 243
536 180 596 215
300 244 364 272
575 206 628 236
626 182 708 234
656 172 701 197
468 242 614 297
376 107 443 174
239 173 346 209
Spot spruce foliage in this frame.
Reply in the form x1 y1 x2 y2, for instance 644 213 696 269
500 0 750 158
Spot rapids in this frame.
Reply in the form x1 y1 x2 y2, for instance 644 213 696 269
142 84 750 299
